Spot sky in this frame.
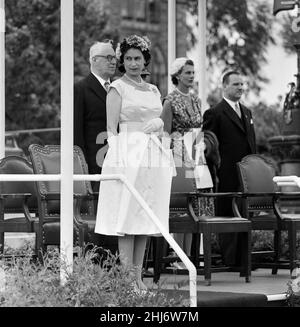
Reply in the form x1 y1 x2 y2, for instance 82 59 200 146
253 2 298 105
188 41 296 107
187 6 298 107
260 42 297 105
256 7 300 106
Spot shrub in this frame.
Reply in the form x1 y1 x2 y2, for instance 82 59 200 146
0 247 186 307
286 267 300 307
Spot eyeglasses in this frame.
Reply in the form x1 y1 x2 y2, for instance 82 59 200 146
93 55 117 63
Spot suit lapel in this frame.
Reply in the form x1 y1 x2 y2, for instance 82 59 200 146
87 73 106 103
241 104 256 152
240 105 251 133
222 100 245 133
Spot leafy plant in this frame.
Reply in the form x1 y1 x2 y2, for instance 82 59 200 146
286 267 300 307
5 0 118 152
0 247 186 307
187 0 275 94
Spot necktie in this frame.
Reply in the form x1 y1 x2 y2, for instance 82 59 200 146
235 102 241 119
104 81 110 92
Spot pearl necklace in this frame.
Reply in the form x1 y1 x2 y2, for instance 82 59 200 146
175 87 190 97
124 73 143 86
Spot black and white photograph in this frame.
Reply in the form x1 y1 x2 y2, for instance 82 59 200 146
0 0 300 317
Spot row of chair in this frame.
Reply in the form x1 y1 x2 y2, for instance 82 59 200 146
0 144 100 260
150 154 300 285
0 146 300 286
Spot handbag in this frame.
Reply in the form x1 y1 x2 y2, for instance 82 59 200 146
183 128 213 189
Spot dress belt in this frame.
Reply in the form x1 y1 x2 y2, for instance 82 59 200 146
119 122 144 132
119 121 170 158
119 122 175 174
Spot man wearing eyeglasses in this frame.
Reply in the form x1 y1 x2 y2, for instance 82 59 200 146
74 40 117 188
74 41 117 253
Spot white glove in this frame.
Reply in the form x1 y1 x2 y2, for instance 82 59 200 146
195 139 206 152
194 139 206 165
107 134 123 167
142 118 164 134
107 135 118 148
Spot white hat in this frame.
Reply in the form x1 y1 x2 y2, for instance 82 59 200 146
89 42 114 59
170 57 189 76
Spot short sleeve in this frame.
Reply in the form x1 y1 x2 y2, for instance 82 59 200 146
150 84 161 98
108 79 124 97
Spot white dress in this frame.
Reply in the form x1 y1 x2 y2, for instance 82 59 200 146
94 76 175 236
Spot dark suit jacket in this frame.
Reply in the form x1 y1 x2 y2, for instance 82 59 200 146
203 99 256 205
74 73 108 175
203 99 256 264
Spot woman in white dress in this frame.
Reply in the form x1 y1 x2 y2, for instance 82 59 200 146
94 35 174 291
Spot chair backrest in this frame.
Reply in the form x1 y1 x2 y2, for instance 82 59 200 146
170 166 196 210
237 154 278 211
0 155 38 213
28 144 93 215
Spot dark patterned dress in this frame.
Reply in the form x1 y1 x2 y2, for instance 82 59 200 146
164 89 215 216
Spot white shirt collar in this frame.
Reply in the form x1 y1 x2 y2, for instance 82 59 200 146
91 72 110 89
223 96 240 111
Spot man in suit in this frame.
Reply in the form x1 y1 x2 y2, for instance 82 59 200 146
74 40 116 191
203 70 256 267
74 41 117 253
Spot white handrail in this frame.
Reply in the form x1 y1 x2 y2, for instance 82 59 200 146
273 175 300 188
0 174 61 181
0 173 197 307
267 294 286 302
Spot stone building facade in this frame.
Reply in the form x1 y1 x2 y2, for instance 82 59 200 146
102 0 189 97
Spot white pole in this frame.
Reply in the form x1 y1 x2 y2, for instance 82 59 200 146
197 0 207 259
0 0 5 159
273 175 300 188
60 0 74 284
168 0 176 93
198 0 207 112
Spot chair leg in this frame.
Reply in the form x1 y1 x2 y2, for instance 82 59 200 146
142 237 153 278
34 231 39 258
288 222 297 273
193 233 200 268
272 230 280 275
241 230 251 283
78 224 86 249
34 224 44 262
153 237 164 284
0 232 4 254
203 228 212 286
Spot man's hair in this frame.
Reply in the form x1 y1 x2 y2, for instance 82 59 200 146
222 70 241 86
89 40 113 60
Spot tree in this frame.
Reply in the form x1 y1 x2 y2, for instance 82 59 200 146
5 0 118 152
5 0 118 132
279 12 299 55
74 0 118 82
251 101 282 153
187 0 276 95
5 0 60 131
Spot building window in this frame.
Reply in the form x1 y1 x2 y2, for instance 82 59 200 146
121 0 133 19
136 0 146 21
150 47 167 97
149 0 159 23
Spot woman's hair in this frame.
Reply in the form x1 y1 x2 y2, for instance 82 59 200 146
171 59 194 86
117 35 151 73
